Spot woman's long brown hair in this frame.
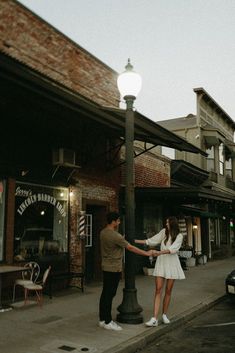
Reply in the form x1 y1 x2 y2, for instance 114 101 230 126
164 216 180 244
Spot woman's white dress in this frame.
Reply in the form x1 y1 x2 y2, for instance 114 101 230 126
146 228 185 280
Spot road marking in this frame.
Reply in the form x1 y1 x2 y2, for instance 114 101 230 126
194 322 235 328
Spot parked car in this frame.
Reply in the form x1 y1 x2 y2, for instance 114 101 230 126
225 269 235 299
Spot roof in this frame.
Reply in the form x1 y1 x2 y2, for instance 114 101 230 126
0 52 207 156
194 87 235 128
157 114 197 131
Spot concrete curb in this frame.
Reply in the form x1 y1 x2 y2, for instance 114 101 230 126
102 295 226 353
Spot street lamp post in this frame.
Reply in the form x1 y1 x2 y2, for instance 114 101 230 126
116 59 143 324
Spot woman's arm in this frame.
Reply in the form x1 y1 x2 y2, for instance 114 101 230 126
134 239 146 245
146 228 165 246
134 228 165 247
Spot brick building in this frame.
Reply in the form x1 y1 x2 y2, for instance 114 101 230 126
0 0 204 299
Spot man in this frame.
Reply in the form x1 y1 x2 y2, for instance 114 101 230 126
99 211 155 331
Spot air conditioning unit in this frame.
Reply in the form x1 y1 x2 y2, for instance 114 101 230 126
52 148 76 167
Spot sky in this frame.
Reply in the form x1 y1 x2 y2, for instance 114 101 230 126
17 0 235 122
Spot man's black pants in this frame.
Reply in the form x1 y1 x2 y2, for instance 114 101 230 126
99 271 121 324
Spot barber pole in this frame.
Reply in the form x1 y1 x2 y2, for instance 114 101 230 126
78 211 86 239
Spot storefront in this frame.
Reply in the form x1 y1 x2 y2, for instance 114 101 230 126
13 182 69 266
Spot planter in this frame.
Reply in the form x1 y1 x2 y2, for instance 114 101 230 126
186 257 196 267
143 267 154 276
198 255 207 265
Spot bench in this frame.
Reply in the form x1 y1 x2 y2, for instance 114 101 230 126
48 271 84 298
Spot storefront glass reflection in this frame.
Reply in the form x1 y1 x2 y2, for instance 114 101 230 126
14 182 68 262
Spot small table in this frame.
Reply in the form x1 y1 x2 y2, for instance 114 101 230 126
0 265 26 312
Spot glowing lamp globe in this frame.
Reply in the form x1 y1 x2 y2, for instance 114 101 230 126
117 59 142 99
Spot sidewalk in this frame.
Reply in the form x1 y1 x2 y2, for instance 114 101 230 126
0 258 234 353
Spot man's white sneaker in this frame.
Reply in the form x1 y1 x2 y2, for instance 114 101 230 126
162 314 170 324
99 321 105 328
145 317 158 327
104 321 122 331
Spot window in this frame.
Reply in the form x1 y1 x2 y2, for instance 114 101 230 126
14 182 68 262
206 146 215 171
0 180 6 261
225 158 232 178
219 143 224 175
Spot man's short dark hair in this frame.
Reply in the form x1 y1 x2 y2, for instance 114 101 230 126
106 212 120 224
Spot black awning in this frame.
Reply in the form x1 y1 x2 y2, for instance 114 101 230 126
171 160 209 186
135 186 233 204
101 107 207 156
179 206 219 218
0 52 206 157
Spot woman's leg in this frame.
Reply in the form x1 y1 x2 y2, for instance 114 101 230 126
162 279 175 315
153 276 164 318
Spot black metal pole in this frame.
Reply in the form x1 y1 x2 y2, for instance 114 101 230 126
117 95 143 324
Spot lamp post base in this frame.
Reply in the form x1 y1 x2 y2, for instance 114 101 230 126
116 288 143 324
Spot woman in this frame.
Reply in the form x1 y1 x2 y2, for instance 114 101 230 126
135 216 185 327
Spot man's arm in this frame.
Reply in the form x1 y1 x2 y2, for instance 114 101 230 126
126 243 157 257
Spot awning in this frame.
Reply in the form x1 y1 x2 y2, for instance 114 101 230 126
171 160 209 186
101 107 207 156
179 206 219 218
135 186 233 204
0 52 206 157
202 125 225 147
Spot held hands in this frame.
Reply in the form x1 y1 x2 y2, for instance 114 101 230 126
147 250 160 257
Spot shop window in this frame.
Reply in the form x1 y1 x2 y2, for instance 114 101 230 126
209 218 217 250
14 182 68 262
0 180 6 261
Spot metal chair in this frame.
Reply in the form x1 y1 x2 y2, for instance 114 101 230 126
24 266 51 307
12 261 40 302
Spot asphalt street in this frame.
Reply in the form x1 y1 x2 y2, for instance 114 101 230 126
140 297 235 353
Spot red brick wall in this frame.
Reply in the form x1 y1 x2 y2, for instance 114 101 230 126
0 0 119 107
122 150 170 187
135 152 170 187
68 186 83 277
79 179 119 211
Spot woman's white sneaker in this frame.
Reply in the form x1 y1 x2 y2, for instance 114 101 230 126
162 314 170 324
145 317 158 327
104 321 122 331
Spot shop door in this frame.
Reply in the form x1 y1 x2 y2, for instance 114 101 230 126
201 218 209 257
85 205 107 282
